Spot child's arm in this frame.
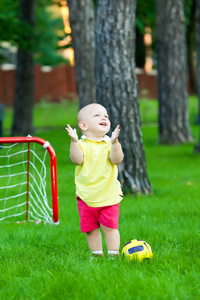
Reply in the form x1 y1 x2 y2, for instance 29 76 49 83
65 124 84 165
110 125 124 165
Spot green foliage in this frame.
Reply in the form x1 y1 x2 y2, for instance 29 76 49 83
34 2 67 66
136 0 156 33
0 0 67 66
0 0 36 51
184 0 195 27
135 0 156 68
1 98 200 299
136 0 194 35
135 0 194 68
0 0 19 42
0 0 19 61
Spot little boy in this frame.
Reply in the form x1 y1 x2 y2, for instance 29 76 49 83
66 103 123 258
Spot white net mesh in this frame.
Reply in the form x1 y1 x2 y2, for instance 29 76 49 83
0 140 54 223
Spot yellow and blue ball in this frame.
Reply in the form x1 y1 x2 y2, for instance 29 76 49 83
122 239 153 262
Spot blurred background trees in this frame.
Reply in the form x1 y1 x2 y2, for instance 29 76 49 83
194 0 200 152
12 0 36 136
0 0 67 136
1 0 200 192
0 0 66 66
156 0 193 144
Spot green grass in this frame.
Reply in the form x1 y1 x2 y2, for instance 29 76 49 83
3 100 78 130
1 97 200 299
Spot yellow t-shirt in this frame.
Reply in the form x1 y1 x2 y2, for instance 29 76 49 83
75 136 123 207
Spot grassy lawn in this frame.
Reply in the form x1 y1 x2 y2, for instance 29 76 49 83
1 97 200 299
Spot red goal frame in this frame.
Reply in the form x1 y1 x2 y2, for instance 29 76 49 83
0 136 59 224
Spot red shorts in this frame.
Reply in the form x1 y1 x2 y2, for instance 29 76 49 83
77 196 120 233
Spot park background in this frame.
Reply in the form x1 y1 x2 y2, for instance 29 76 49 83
0 0 200 299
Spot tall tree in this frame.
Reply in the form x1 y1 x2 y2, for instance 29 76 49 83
95 0 152 194
196 0 200 120
67 0 96 109
156 0 193 144
185 0 197 95
12 0 36 136
194 0 200 152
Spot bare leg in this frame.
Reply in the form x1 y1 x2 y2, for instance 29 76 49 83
86 228 102 251
100 224 120 251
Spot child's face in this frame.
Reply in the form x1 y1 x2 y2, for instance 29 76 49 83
79 104 111 139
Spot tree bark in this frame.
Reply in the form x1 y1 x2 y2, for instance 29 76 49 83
186 0 197 95
95 0 152 194
12 0 36 136
194 0 200 152
196 0 200 116
156 0 193 144
68 0 96 109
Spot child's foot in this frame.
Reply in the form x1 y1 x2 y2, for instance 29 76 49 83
107 250 120 259
90 250 103 259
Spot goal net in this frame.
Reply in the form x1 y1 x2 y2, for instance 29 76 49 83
0 136 59 224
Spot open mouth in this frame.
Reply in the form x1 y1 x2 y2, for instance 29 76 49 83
99 122 107 126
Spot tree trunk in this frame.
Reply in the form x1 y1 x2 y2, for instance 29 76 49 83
156 0 193 144
95 0 152 195
194 0 200 152
67 0 96 109
196 0 200 117
12 0 36 136
186 0 197 95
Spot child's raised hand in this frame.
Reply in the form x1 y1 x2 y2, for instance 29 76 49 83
111 125 120 144
65 124 79 142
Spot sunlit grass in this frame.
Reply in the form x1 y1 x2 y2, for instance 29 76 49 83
3 99 78 131
139 95 198 125
4 95 199 131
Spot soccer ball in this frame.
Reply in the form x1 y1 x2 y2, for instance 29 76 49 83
122 239 153 262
